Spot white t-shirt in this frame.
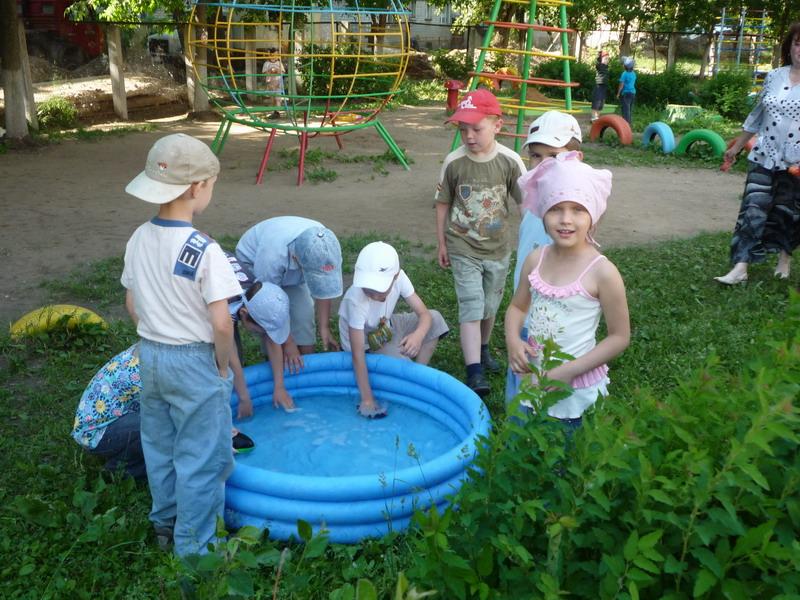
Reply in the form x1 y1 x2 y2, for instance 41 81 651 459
235 216 323 287
338 269 414 351
121 218 242 345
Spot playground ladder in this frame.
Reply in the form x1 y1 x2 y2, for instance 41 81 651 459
712 6 771 91
451 0 578 153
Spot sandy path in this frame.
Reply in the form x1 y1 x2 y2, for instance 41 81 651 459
0 105 744 326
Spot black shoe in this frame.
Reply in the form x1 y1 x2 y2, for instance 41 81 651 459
480 348 501 374
466 372 491 397
154 525 174 552
269 110 280 119
232 431 255 454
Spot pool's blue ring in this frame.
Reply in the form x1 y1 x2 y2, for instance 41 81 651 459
226 352 490 542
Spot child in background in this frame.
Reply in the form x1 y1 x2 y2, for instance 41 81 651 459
339 242 449 418
591 51 610 123
506 111 583 401
617 57 637 126
435 88 526 397
122 133 243 556
505 152 630 428
262 48 285 119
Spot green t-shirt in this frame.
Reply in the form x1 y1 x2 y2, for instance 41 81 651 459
435 142 526 260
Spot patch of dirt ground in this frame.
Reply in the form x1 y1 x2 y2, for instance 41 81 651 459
0 101 745 328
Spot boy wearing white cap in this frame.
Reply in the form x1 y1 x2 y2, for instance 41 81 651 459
339 242 449 418
236 216 343 370
121 133 242 556
516 111 583 286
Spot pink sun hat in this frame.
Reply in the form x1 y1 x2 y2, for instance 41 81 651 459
518 151 612 230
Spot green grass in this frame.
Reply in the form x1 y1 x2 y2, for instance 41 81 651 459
0 231 794 597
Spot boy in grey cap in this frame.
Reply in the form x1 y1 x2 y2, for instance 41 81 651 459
122 133 242 556
235 216 343 370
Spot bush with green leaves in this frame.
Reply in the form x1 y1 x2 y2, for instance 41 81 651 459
629 66 696 109
532 58 596 102
431 48 474 82
36 96 79 131
407 298 800 598
296 44 400 103
695 69 753 121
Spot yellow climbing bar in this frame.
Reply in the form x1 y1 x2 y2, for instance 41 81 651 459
478 46 576 61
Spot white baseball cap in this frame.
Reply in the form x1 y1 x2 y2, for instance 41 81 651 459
353 241 400 293
522 111 583 150
125 134 220 204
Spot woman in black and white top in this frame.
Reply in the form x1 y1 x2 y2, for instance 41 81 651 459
715 23 800 284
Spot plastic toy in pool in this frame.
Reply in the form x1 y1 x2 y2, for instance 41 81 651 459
225 352 490 543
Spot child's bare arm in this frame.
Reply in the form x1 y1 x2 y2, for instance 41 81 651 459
435 202 451 268
209 299 234 377
547 260 630 384
264 336 296 410
125 289 138 325
349 326 377 409
316 298 340 351
229 346 253 419
399 293 432 358
504 251 538 374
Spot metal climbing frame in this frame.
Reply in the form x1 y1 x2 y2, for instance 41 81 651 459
188 0 412 185
712 7 771 91
451 0 579 153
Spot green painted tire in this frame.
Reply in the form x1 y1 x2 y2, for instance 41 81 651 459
675 129 727 157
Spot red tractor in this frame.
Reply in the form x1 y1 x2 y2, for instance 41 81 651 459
18 0 104 69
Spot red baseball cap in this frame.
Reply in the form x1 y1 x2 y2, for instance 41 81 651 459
446 89 502 124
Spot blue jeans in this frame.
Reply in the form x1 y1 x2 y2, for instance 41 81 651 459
89 410 146 480
620 93 635 125
138 340 234 557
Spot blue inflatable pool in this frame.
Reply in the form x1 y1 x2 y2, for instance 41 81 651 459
225 352 490 543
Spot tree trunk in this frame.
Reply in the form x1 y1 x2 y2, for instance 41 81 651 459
573 30 582 63
699 32 713 78
1 0 30 139
106 25 128 120
667 32 678 69
186 3 209 114
18 20 38 130
620 20 632 57
245 40 257 102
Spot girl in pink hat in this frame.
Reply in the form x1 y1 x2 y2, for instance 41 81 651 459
504 151 630 428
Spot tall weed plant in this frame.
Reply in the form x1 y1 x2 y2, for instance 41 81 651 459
407 296 800 598
37 96 79 131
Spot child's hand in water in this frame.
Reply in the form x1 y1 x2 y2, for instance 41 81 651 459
237 397 254 420
273 386 296 411
508 338 537 375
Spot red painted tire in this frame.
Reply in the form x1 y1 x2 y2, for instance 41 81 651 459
589 114 633 145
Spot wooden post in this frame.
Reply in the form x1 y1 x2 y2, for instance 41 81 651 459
106 25 128 120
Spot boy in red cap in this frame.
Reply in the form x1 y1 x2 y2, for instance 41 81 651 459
435 89 526 396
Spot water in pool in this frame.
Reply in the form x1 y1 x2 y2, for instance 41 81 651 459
234 394 461 476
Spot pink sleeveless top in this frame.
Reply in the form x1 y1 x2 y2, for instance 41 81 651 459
525 246 609 389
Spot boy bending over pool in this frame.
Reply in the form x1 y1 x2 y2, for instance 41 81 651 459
339 241 449 418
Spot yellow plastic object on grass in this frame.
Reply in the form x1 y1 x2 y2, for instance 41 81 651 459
10 304 107 339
